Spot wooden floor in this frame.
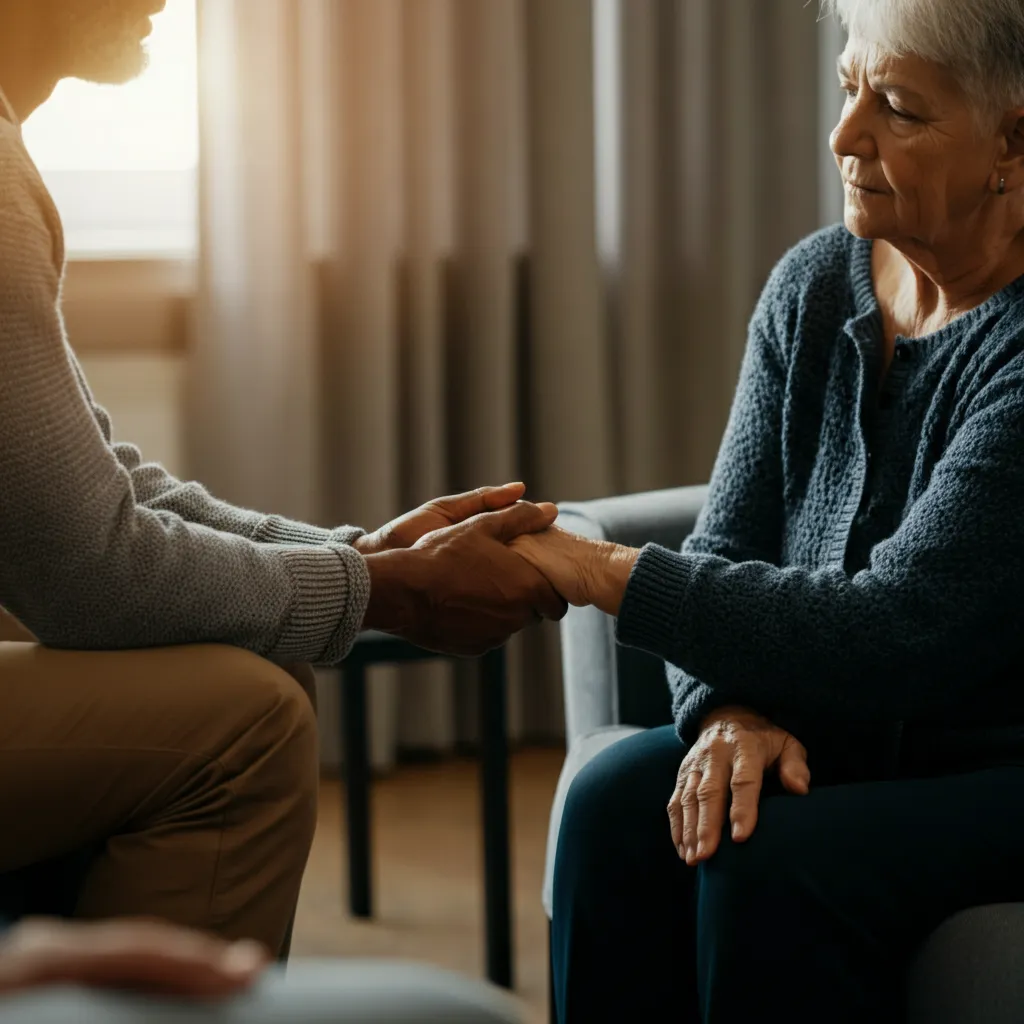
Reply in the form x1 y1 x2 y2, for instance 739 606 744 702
292 748 562 1024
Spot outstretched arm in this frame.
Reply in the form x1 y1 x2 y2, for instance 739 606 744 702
516 362 1024 723
64 353 365 548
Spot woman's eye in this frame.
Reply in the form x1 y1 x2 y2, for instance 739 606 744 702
884 96 916 121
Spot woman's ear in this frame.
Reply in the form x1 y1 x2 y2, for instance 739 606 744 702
997 108 1024 190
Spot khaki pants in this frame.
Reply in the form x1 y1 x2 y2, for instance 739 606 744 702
0 609 319 957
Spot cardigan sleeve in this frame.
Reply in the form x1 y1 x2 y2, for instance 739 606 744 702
618 359 1024 723
665 314 790 744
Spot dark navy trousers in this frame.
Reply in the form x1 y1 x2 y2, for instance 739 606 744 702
551 725 1024 1023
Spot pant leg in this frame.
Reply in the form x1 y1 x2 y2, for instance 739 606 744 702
0 641 320 956
0 961 524 1023
695 765 1024 1024
551 725 699 1024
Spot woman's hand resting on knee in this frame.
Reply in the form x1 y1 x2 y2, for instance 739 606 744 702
0 918 268 1000
668 707 810 867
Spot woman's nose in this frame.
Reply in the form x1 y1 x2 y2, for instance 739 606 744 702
830 97 876 162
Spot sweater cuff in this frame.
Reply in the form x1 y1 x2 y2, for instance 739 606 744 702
255 515 366 549
674 684 737 747
274 544 371 664
615 543 695 657
329 525 368 547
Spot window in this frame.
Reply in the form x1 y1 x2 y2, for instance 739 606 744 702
21 0 199 259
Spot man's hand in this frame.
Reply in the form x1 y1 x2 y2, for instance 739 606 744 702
362 500 569 656
0 918 268 1000
668 706 810 866
354 483 529 555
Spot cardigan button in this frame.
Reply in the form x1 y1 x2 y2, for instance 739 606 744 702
894 344 911 363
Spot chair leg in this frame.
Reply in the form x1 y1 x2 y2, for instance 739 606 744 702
480 646 513 989
341 662 372 918
548 919 558 1024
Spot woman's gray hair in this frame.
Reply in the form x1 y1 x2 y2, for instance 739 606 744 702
820 0 1024 120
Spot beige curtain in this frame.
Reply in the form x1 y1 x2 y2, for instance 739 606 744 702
189 0 838 767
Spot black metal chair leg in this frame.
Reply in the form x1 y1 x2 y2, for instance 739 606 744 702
548 919 558 1023
480 646 513 989
341 661 372 918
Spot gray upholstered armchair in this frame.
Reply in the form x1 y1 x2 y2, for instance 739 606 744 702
543 485 1024 1024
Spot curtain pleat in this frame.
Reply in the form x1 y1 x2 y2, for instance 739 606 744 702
192 0 837 764
191 0 319 523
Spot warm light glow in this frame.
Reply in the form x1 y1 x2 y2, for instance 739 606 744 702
19 1 198 257
22 0 198 171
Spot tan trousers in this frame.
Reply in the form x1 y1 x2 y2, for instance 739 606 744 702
0 608 319 957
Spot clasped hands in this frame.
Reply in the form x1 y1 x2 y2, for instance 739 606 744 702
355 481 633 656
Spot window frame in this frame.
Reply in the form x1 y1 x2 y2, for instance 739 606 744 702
62 257 195 355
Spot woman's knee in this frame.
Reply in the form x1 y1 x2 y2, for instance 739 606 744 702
563 728 679 830
556 726 686 889
696 789 825 947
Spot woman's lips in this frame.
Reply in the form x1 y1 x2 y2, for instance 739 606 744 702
845 180 885 194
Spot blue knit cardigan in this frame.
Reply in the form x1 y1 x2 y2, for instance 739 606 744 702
617 225 1024 773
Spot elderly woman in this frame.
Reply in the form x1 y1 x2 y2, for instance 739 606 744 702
512 1 1024 1020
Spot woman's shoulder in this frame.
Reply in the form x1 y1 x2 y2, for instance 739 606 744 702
749 225 859 360
759 224 858 315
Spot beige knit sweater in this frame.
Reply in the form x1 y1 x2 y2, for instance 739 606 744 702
0 86 370 663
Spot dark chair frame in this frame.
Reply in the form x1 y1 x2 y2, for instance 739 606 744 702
337 632 514 989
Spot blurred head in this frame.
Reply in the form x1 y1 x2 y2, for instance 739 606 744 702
1 0 165 86
822 0 1024 250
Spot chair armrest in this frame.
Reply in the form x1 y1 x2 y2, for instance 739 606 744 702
557 485 708 551
555 486 708 746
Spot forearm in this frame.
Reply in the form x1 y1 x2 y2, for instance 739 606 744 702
3 504 370 664
64 348 368 548
114 446 366 549
65 350 366 548
613 538 1014 722
131 465 366 549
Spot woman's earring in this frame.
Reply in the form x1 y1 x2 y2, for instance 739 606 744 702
999 177 1007 195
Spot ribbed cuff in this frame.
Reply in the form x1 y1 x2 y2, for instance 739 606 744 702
274 544 371 664
329 525 368 547
255 515 366 549
615 543 695 659
674 683 736 747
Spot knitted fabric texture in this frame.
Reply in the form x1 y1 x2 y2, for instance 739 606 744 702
617 225 1024 767
0 89 369 664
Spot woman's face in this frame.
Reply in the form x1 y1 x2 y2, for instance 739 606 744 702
831 40 1003 247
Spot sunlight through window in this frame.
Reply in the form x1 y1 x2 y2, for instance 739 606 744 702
21 0 198 258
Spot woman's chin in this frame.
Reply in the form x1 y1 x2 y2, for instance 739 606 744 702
842 208 886 240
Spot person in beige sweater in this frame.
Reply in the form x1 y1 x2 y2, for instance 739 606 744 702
0 0 566 967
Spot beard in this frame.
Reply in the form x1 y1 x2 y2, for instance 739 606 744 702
47 0 159 84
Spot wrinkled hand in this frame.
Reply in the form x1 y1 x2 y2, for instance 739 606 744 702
363 500 569 656
0 918 268 999
355 483 529 555
668 706 810 866
510 526 638 615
